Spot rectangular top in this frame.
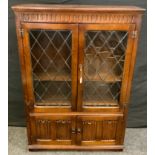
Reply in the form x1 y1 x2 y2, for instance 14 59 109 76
12 4 145 13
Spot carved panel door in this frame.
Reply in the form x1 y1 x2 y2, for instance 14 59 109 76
30 115 123 146
22 23 78 112
77 24 135 112
30 115 76 145
76 115 124 146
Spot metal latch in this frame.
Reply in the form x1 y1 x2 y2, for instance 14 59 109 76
20 28 24 37
131 31 137 38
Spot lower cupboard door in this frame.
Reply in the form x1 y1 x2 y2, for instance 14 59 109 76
29 115 76 145
77 115 124 145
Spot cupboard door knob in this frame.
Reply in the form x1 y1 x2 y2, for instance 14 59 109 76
77 128 81 133
71 128 76 134
79 64 83 84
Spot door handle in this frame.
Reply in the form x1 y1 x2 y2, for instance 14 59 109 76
79 64 83 84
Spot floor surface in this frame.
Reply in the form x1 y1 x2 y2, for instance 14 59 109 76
8 127 146 155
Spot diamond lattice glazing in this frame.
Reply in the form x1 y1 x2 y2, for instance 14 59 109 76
83 30 128 106
29 30 72 106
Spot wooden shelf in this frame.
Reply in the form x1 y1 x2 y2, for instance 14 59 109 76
33 71 71 81
83 100 118 107
36 92 71 106
35 94 71 106
34 72 121 82
36 100 71 106
84 52 123 82
84 73 121 82
33 71 121 82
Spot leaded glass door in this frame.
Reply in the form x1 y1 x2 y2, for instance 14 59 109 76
77 24 135 112
22 23 78 112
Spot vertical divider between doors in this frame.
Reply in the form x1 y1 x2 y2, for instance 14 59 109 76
77 25 85 112
76 116 82 145
71 116 76 145
71 24 79 111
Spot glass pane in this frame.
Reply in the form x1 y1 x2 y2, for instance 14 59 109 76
29 29 72 106
83 30 128 107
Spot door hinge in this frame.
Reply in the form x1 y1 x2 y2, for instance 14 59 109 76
131 30 137 38
19 28 24 37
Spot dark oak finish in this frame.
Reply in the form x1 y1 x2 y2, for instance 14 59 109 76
12 4 145 151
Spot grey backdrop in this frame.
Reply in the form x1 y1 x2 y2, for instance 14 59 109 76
8 0 147 127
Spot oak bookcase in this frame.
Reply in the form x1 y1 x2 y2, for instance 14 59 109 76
12 4 145 151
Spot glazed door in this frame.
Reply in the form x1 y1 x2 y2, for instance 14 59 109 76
22 23 78 112
78 24 135 112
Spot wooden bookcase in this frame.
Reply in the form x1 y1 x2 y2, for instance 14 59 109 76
12 4 145 151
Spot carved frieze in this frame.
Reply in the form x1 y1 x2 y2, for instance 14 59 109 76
17 12 136 24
